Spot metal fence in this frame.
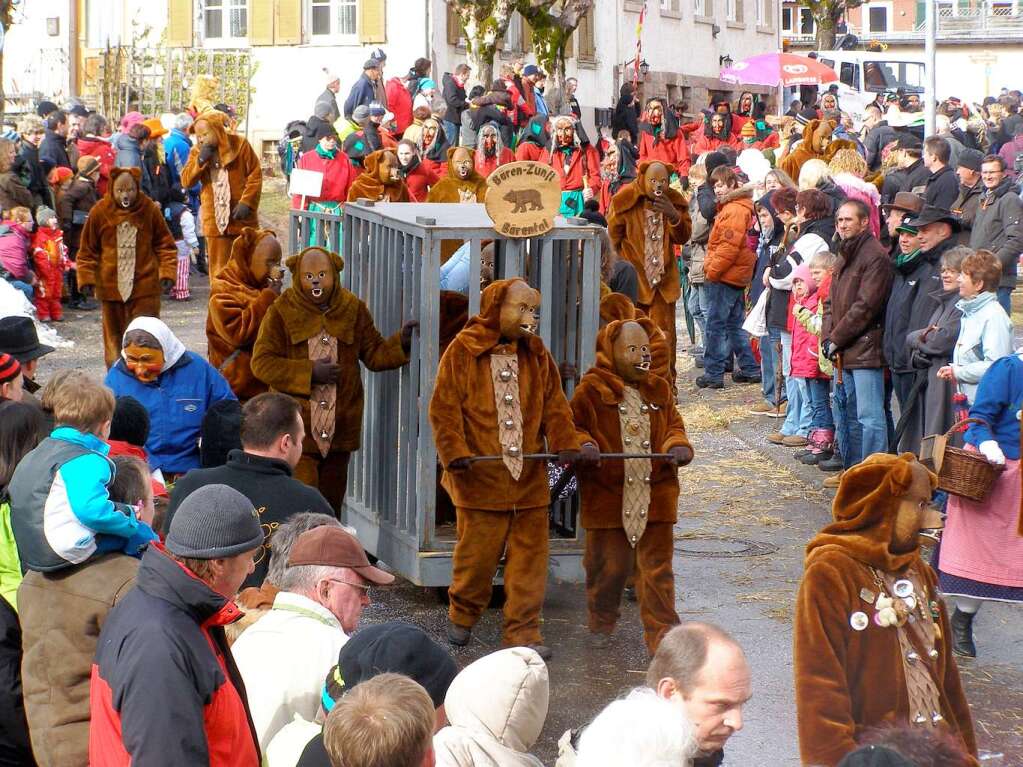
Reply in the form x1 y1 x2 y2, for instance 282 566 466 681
289 202 602 586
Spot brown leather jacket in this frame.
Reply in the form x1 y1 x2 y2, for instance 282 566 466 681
823 230 893 370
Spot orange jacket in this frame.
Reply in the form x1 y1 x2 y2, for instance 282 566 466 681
703 187 756 288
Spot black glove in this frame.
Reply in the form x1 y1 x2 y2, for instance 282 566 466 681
447 457 472 472
80 284 95 299
198 144 218 165
311 360 341 385
400 320 418 352
558 449 581 467
160 278 174 294
668 445 694 467
578 442 601 467
821 340 838 361
231 203 252 220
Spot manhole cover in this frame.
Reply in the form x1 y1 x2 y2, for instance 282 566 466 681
674 535 778 558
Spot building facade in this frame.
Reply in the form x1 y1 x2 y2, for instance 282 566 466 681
3 0 779 148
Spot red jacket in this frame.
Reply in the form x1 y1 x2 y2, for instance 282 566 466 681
385 77 414 135
692 132 740 154
475 147 514 179
515 142 545 162
290 149 356 207
540 144 601 195
791 287 827 379
403 161 440 202
638 129 691 177
77 136 117 195
502 79 524 127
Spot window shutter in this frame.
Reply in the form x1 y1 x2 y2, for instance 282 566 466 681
736 0 744 22
522 18 532 50
358 0 386 43
564 27 574 59
579 9 595 59
762 0 771 27
447 3 461 45
249 0 274 45
166 0 193 47
275 0 303 44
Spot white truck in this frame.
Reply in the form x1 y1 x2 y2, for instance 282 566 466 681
786 51 926 115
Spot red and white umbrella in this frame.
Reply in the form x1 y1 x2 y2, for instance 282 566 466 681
720 53 838 87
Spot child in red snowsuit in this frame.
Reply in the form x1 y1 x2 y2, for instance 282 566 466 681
31 206 69 322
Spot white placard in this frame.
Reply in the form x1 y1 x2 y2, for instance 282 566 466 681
288 168 324 199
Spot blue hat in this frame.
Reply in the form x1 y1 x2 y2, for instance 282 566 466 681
523 64 541 77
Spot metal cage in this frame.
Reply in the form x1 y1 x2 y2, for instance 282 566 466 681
289 202 602 586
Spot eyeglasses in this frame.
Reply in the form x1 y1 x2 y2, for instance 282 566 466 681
325 577 371 594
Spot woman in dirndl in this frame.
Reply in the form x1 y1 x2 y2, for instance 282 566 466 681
937 351 1023 658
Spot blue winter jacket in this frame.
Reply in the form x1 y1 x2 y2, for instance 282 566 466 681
164 129 200 210
105 351 237 474
343 74 377 120
965 353 1023 459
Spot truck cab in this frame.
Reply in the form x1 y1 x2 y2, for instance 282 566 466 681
812 51 926 115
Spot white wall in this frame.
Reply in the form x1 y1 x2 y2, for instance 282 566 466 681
3 0 73 105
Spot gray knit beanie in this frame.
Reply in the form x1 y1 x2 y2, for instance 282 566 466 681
165 484 263 559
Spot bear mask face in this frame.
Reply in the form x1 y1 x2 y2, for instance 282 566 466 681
612 321 652 384
499 280 541 340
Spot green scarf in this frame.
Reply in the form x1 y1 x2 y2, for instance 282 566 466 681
315 144 337 160
895 248 921 268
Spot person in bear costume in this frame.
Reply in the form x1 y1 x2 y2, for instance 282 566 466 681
429 278 582 659
638 98 691 180
598 293 671 382
571 319 693 654
346 149 411 203
76 167 177 367
779 118 855 184
180 110 262 278
250 246 416 514
207 227 283 401
428 146 489 263
794 453 976 767
608 161 692 383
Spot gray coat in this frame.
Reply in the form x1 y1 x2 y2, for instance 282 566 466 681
683 192 711 284
951 181 982 245
314 88 340 124
969 177 1023 287
906 287 963 445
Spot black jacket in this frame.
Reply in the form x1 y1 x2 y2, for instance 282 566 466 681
899 158 932 197
951 181 983 244
612 86 640 145
864 121 897 171
924 165 959 210
13 145 49 209
56 176 100 253
38 129 71 176
883 239 948 373
0 598 36 766
164 450 335 587
442 72 468 123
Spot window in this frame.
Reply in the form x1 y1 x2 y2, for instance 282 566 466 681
839 61 859 88
86 0 123 47
756 0 770 27
205 0 248 40
799 8 814 34
726 0 741 22
868 6 888 32
661 0 681 12
311 0 358 38
782 6 792 31
694 0 706 16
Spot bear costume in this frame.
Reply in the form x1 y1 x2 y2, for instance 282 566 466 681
599 293 672 383
346 149 411 203
207 227 283 401
779 118 856 184
571 319 693 653
250 246 413 514
794 453 976 767
608 161 692 382
429 279 581 655
75 167 177 367
180 110 262 278
427 147 489 263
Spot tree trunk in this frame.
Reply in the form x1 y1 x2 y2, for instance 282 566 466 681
815 21 837 50
455 0 515 90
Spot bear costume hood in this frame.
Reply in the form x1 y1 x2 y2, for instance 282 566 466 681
456 278 545 357
581 318 673 406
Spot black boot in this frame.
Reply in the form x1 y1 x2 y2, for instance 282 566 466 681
195 246 209 276
951 608 977 658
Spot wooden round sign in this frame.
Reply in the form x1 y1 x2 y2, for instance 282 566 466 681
484 161 562 238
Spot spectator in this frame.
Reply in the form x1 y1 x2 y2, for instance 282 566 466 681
397 139 440 202
344 59 383 121
565 76 582 119
880 134 927 206
56 156 101 308
323 674 436 767
861 103 897 172
0 206 35 301
106 394 169 508
828 148 881 238
997 121 1023 178
291 130 356 240
0 137 34 214
7 372 157 573
0 571 34 766
749 189 790 417
906 246 968 443
89 484 263 766
199 398 243 469
822 199 894 472
17 450 144 767
0 399 43 606
936 249 1013 404
441 64 471 147
30 205 68 323
406 57 433 99
163 112 194 192
302 101 337 154
612 83 640 145
386 70 415 137
922 136 959 210
0 315 54 404
968 154 1023 313
934 115 966 169
764 168 797 193
951 149 984 244
575 688 698 767
433 646 548 767
879 191 924 256
233 525 393 749
412 78 439 115
695 166 760 389
683 163 710 363
104 316 236 477
113 122 148 169
14 115 49 209
76 113 116 196
798 159 847 217
315 68 342 126
38 109 71 176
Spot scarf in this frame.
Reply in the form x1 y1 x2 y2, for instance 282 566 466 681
122 316 187 371
895 248 921 268
315 144 337 160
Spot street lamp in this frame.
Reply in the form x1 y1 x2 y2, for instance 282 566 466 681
719 54 733 68
639 59 650 77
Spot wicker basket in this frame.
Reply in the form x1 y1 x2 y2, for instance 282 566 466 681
929 419 1004 502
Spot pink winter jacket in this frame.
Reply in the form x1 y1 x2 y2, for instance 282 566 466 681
790 265 827 380
0 221 32 279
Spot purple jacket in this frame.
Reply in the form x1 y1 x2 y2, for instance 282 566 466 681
0 221 32 279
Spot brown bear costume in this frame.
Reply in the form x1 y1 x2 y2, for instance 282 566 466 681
607 161 692 382
779 118 857 183
429 278 581 653
599 293 672 383
571 319 693 653
207 227 282 401
180 110 262 278
794 453 976 766
75 167 177 367
346 149 411 202
250 246 412 514
427 147 488 263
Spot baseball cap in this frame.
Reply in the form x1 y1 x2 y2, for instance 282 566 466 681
288 526 395 585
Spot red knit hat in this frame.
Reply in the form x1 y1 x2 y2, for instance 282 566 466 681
0 353 22 386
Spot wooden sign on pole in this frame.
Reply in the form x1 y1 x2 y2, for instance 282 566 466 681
484 161 562 238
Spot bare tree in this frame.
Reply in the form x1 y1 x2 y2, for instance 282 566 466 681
516 0 594 113
798 0 864 50
448 0 518 87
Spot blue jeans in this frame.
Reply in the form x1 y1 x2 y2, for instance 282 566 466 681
996 285 1012 314
760 327 785 406
442 119 459 147
805 377 835 430
780 332 810 436
834 367 888 468
688 282 707 349
9 280 33 300
703 281 758 380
